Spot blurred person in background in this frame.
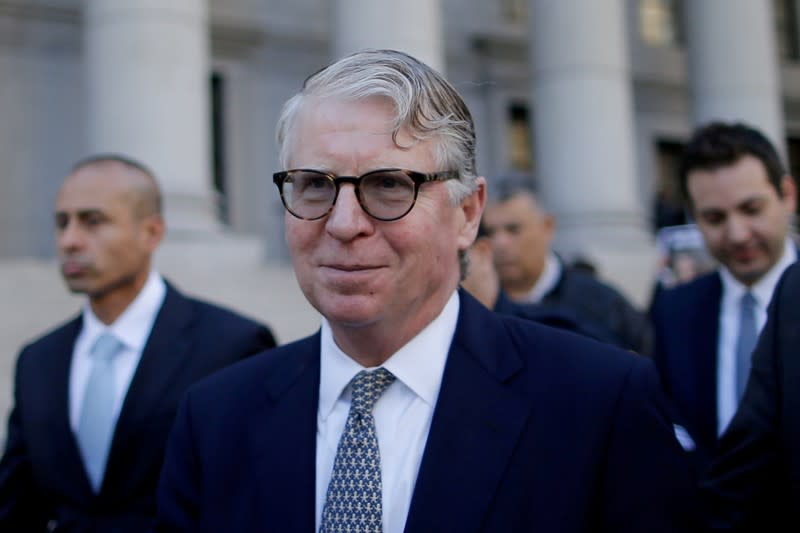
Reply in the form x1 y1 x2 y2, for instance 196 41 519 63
462 222 620 344
482 174 654 355
0 155 276 532
702 261 800 531
650 122 797 474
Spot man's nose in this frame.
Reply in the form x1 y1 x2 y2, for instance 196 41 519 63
325 184 374 240
726 215 752 243
57 220 84 250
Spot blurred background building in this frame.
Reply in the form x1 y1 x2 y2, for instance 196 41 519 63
1 0 799 393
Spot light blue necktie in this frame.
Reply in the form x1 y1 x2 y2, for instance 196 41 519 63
76 332 123 492
319 368 396 533
735 292 758 403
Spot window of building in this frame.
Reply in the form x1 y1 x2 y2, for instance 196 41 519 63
508 102 533 172
653 140 687 231
503 0 528 23
774 0 800 61
638 0 684 47
210 71 228 224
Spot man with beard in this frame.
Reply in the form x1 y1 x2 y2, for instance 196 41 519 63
650 122 797 473
0 155 276 532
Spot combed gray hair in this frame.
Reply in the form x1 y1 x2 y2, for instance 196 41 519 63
276 49 479 205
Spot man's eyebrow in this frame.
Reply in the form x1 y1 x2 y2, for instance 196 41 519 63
54 208 107 218
737 195 767 207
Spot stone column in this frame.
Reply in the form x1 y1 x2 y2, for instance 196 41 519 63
686 0 785 155
332 0 445 73
85 0 215 233
530 0 652 303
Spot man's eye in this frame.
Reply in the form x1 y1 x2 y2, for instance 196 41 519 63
366 173 412 194
381 177 401 189
308 177 328 189
742 204 763 216
702 214 724 226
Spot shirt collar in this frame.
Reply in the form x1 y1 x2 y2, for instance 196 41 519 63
81 271 167 351
719 237 797 307
526 252 562 303
318 290 460 421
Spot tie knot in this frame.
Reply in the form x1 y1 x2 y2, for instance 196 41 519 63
90 332 123 362
350 368 395 414
741 291 757 310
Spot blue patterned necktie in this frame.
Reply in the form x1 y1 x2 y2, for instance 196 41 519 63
320 368 396 533
735 292 758 403
76 332 124 492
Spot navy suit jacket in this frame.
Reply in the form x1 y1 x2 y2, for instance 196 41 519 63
0 283 277 533
650 271 722 469
155 290 697 532
702 262 800 531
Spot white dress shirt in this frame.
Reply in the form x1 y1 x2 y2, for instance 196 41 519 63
69 271 167 432
716 238 796 433
315 291 458 533
522 252 562 303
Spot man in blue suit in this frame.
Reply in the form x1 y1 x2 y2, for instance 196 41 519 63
0 156 277 532
155 49 697 533
702 262 800 530
650 122 797 471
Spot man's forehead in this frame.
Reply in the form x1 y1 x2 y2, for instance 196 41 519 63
689 174 776 206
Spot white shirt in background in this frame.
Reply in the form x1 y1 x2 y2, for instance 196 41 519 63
69 271 167 432
716 238 796 433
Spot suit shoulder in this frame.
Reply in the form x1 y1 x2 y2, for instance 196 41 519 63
18 315 81 355
184 296 261 326
182 296 277 343
555 270 643 321
778 261 800 292
186 334 317 400
560 269 629 301
651 271 720 315
499 314 644 381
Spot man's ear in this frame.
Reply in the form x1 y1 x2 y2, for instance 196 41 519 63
780 174 797 213
142 214 165 252
457 177 487 251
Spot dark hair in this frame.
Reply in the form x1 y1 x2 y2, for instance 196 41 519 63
679 122 786 207
489 173 538 203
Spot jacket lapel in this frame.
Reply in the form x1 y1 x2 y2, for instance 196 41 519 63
102 284 193 491
404 292 531 533
47 317 98 497
248 334 320 532
694 274 722 448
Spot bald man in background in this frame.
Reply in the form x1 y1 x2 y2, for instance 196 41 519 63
0 155 276 532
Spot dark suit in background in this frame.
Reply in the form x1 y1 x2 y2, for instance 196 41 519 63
155 291 698 533
0 155 277 532
702 262 800 531
650 271 722 469
493 290 621 345
0 283 275 532
651 120 798 478
540 261 654 354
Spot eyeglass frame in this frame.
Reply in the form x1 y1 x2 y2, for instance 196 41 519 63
272 168 461 221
